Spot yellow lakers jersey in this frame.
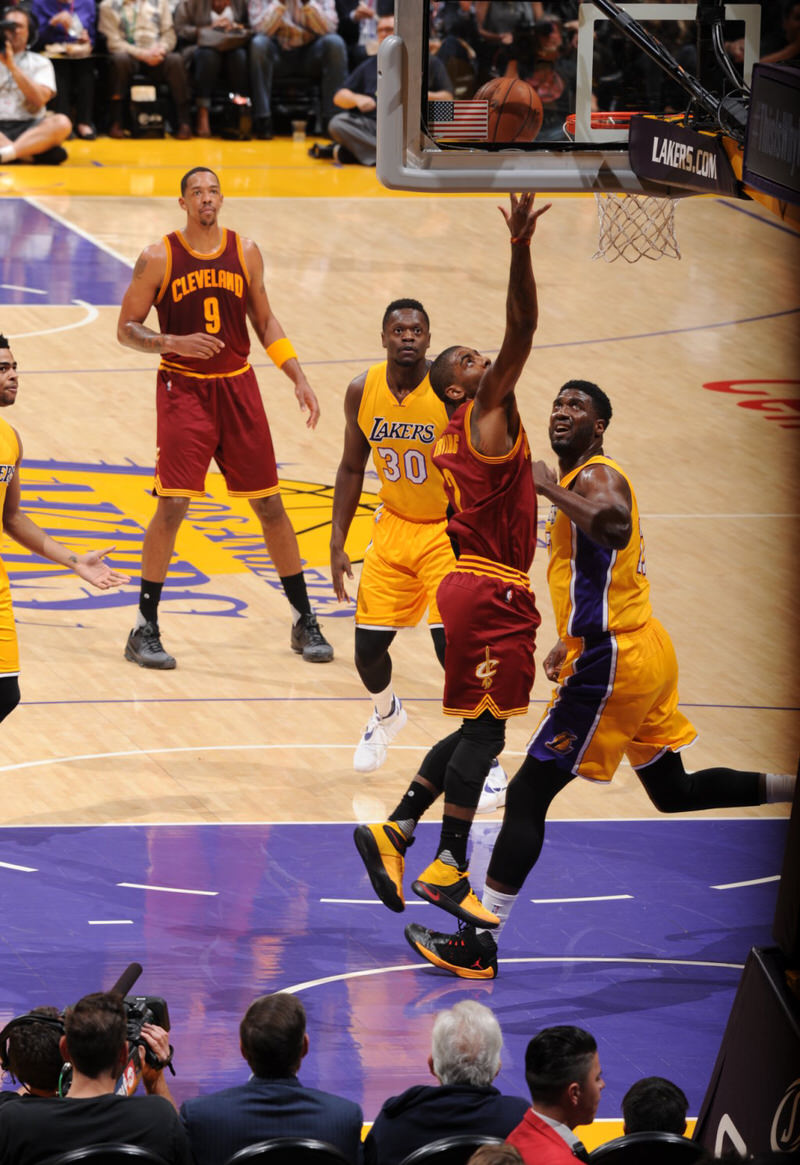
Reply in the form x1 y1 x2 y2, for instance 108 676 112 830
0 416 20 589
546 454 651 638
357 362 450 522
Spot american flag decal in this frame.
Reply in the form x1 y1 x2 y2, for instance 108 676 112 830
428 99 488 140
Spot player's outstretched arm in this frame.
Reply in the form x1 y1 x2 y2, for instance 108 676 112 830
117 242 226 360
2 436 129 590
533 458 633 550
330 375 371 603
243 238 320 429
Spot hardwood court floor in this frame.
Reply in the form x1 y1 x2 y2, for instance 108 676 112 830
0 136 797 829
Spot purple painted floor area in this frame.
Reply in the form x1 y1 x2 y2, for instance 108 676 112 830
0 819 785 1122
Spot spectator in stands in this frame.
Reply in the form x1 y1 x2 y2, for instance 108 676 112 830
3 1006 64 1099
433 2 481 98
0 992 191 1164
622 1076 688 1136
761 0 800 63
97 0 192 139
309 12 451 165
364 1001 529 1165
247 0 348 139
468 1148 524 1165
31 0 97 139
506 1026 605 1165
0 5 71 163
180 992 364 1165
499 14 575 141
474 1 541 83
174 0 252 138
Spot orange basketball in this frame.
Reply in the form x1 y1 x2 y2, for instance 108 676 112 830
476 77 543 143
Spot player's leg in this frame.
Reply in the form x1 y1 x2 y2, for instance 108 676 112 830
125 494 189 670
352 626 407 771
635 750 794 810
0 675 21 724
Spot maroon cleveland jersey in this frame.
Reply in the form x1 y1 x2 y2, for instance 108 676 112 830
432 399 538 573
155 229 251 377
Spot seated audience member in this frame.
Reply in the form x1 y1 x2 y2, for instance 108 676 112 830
180 992 364 1165
247 0 347 139
310 13 452 165
174 0 252 138
506 1026 604 1165
434 1 481 98
31 0 97 139
474 0 540 83
499 14 575 142
761 0 800 63
0 6 71 163
0 992 191 1165
468 1147 524 1165
364 1000 529 1165
621 1076 688 1136
97 0 192 139
3 1006 64 1099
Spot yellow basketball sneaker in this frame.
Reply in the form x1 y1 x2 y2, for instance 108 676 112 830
353 821 412 913
411 858 499 928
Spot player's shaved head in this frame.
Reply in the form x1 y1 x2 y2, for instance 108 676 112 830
180 167 221 195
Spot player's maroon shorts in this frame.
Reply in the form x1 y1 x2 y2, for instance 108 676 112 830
153 365 279 498
439 561 540 719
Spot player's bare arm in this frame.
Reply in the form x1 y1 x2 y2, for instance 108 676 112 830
330 374 371 602
243 237 320 429
533 459 633 550
472 193 551 456
3 435 129 590
117 242 226 360
543 638 567 682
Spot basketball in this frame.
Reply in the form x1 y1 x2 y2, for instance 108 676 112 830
476 77 543 143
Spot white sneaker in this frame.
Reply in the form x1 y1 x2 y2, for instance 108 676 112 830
353 698 408 773
477 758 508 813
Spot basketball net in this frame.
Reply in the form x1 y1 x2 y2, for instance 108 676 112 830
562 114 681 263
592 192 681 263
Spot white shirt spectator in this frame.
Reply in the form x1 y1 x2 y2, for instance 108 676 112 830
98 0 178 54
247 0 337 49
0 50 56 120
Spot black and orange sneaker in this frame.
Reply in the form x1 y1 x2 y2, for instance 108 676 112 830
411 858 499 928
404 921 498 980
354 821 412 913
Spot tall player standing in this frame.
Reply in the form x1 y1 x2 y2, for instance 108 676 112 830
117 166 333 669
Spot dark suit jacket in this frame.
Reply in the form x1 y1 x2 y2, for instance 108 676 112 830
363 1082 529 1165
180 1074 364 1165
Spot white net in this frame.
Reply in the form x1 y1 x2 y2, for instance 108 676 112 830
593 192 681 263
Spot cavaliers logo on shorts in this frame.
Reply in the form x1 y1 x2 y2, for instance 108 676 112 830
475 646 499 691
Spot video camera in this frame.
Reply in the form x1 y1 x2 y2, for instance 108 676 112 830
0 18 18 41
0 963 174 1097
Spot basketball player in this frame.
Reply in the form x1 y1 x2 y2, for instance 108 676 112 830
404 379 796 978
117 166 333 669
0 334 128 726
354 191 551 929
330 298 506 804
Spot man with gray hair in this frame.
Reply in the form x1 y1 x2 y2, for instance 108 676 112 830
364 1000 528 1165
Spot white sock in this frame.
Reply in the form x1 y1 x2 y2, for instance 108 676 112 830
478 887 518 939
765 772 796 803
0 144 17 163
373 684 395 720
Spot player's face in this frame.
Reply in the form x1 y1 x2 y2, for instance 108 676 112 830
575 1053 605 1125
382 310 431 366
179 172 223 226
0 348 19 407
548 390 602 456
451 347 491 399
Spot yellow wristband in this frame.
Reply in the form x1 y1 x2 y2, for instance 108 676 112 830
266 338 298 368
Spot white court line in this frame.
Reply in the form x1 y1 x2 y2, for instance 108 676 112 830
642 513 797 519
26 196 135 268
321 898 428 906
0 860 37 872
89 920 134 925
1 284 47 295
712 875 780 890
531 894 633 903
282 953 746 994
117 882 218 896
8 299 99 340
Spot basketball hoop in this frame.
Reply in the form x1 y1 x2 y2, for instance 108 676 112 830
564 113 681 263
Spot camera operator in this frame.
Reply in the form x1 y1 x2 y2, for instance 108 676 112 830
0 992 193 1164
0 5 71 164
2 1006 64 1101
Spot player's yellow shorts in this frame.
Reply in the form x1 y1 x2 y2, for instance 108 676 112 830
527 617 697 781
355 506 455 630
0 577 20 675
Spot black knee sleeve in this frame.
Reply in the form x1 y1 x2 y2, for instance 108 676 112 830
636 751 761 813
354 627 396 692
0 676 21 724
443 713 506 807
430 626 446 669
487 756 573 890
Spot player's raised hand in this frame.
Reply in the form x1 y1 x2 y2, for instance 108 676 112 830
500 192 551 244
72 546 130 589
168 332 226 359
